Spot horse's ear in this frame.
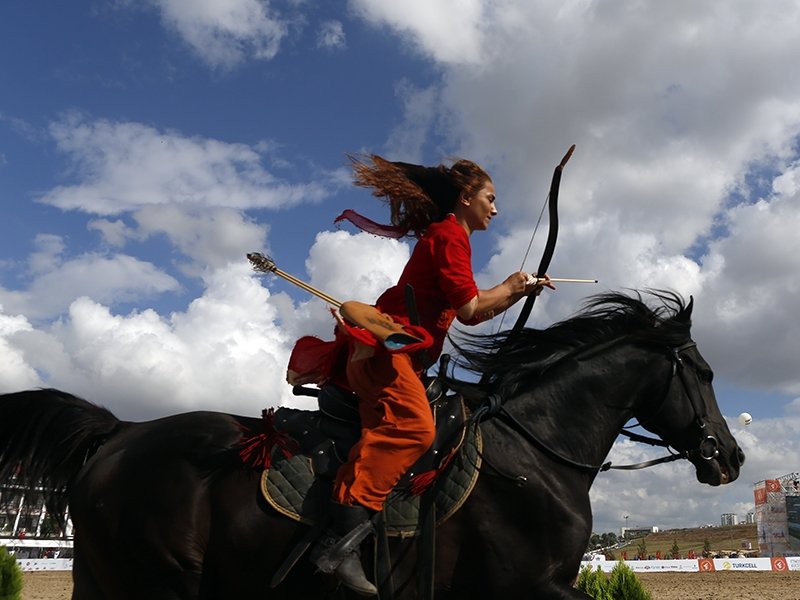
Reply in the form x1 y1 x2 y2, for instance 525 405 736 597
677 295 694 323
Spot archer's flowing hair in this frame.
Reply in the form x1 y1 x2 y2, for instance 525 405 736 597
349 154 491 237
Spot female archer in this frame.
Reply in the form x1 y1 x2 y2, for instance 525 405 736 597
308 154 554 595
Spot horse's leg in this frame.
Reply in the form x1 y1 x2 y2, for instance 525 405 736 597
70 466 206 598
69 434 210 599
71 539 104 600
422 468 594 600
200 466 344 599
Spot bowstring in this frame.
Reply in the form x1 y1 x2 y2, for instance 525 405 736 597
494 192 550 334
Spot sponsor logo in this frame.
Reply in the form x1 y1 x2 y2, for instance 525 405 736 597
771 558 788 572
698 559 715 572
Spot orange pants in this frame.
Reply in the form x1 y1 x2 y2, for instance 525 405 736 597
333 350 436 512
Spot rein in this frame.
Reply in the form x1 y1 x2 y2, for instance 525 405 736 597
471 339 717 475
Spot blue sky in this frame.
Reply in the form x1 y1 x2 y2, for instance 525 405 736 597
2 1 800 535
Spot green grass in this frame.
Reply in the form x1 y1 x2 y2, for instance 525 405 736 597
611 523 757 558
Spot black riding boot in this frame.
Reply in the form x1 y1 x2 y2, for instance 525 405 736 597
311 501 378 596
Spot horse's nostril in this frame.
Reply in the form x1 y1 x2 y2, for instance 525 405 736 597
737 447 746 465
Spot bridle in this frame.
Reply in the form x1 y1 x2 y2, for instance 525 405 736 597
471 338 720 478
631 339 720 464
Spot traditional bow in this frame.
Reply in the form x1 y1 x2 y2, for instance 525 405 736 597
510 144 575 335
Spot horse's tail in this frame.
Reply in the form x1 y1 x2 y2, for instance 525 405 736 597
0 388 122 516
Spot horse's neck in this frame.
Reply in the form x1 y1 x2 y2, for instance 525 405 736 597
505 346 665 466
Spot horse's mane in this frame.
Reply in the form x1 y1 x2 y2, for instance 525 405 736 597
452 290 691 397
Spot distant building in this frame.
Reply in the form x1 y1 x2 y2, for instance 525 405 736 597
721 513 739 526
745 512 755 524
0 477 74 559
0 480 73 539
754 472 800 557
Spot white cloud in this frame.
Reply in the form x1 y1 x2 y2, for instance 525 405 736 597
773 160 800 197
384 80 439 162
317 20 346 50
0 231 410 420
0 312 41 392
307 230 409 305
0 249 180 321
131 205 269 275
274 230 411 343
695 187 800 394
27 234 66 275
152 0 288 68
42 115 331 215
3 264 302 419
350 0 487 64
88 218 139 247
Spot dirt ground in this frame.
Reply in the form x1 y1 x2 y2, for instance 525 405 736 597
21 572 72 600
631 571 800 600
20 570 800 599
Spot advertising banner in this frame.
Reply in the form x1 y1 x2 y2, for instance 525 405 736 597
580 558 800 573
16 558 74 572
580 560 699 573
712 557 773 571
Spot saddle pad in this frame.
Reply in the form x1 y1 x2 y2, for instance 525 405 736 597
261 425 482 538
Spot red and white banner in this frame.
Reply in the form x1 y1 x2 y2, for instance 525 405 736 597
580 557 799 573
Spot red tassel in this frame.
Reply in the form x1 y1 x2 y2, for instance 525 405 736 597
237 408 299 469
409 470 438 496
408 447 459 495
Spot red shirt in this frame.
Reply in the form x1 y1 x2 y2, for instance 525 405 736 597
375 214 478 362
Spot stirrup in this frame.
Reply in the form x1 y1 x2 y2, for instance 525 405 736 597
311 518 374 573
311 527 377 596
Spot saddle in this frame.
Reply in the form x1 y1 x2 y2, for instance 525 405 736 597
238 371 484 597
257 383 482 536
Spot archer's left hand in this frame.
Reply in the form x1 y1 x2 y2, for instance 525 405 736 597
524 273 556 296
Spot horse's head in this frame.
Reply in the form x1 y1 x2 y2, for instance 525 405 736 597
454 290 745 485
633 299 745 486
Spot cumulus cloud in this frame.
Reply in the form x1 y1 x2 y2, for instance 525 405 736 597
0 235 180 321
1 264 298 419
150 0 288 68
695 181 800 394
271 230 411 343
0 229 409 420
351 0 487 64
131 205 269 275
0 312 41 391
41 115 331 216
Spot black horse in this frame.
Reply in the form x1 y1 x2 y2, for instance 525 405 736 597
0 291 743 599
